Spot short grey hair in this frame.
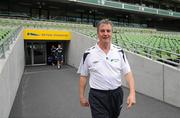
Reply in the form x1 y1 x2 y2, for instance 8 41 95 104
96 19 113 32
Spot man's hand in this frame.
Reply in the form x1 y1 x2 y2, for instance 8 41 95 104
79 76 89 107
127 93 136 109
125 72 136 109
80 97 89 107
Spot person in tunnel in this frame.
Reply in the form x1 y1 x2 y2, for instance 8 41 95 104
56 44 63 69
50 44 56 66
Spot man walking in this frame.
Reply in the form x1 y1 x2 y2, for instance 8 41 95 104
78 19 136 118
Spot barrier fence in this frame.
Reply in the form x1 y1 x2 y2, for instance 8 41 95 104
0 26 22 58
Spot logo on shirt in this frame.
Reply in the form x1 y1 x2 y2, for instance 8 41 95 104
111 59 119 62
93 61 99 64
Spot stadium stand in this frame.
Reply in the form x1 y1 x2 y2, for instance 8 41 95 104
0 1 180 118
0 17 179 67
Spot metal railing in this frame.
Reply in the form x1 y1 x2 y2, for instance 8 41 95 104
0 26 22 59
114 33 180 68
76 0 180 18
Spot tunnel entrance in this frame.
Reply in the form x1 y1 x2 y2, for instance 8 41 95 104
24 41 68 66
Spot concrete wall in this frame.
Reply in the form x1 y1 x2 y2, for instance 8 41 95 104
125 52 164 101
68 32 180 107
164 65 180 107
0 30 25 118
67 32 96 68
126 52 180 107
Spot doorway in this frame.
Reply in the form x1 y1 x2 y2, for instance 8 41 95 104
25 41 46 65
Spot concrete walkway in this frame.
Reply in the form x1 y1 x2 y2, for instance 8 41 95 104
9 65 180 118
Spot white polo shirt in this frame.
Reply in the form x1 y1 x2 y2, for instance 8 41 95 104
78 43 131 90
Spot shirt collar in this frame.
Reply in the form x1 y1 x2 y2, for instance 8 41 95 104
95 43 114 52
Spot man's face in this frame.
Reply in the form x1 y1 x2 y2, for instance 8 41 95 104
98 23 112 44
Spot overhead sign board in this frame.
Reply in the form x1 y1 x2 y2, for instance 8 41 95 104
24 29 71 40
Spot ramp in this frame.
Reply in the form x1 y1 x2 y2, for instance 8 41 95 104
9 65 180 118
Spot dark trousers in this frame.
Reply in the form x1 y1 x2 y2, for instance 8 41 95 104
89 87 124 118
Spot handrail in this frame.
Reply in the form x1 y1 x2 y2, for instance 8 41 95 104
114 33 180 68
0 26 22 59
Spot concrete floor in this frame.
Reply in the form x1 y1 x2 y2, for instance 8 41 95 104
9 65 180 118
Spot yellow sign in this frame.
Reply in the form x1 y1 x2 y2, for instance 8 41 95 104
24 29 71 40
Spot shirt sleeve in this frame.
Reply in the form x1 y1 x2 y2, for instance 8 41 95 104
120 52 131 76
77 56 89 76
